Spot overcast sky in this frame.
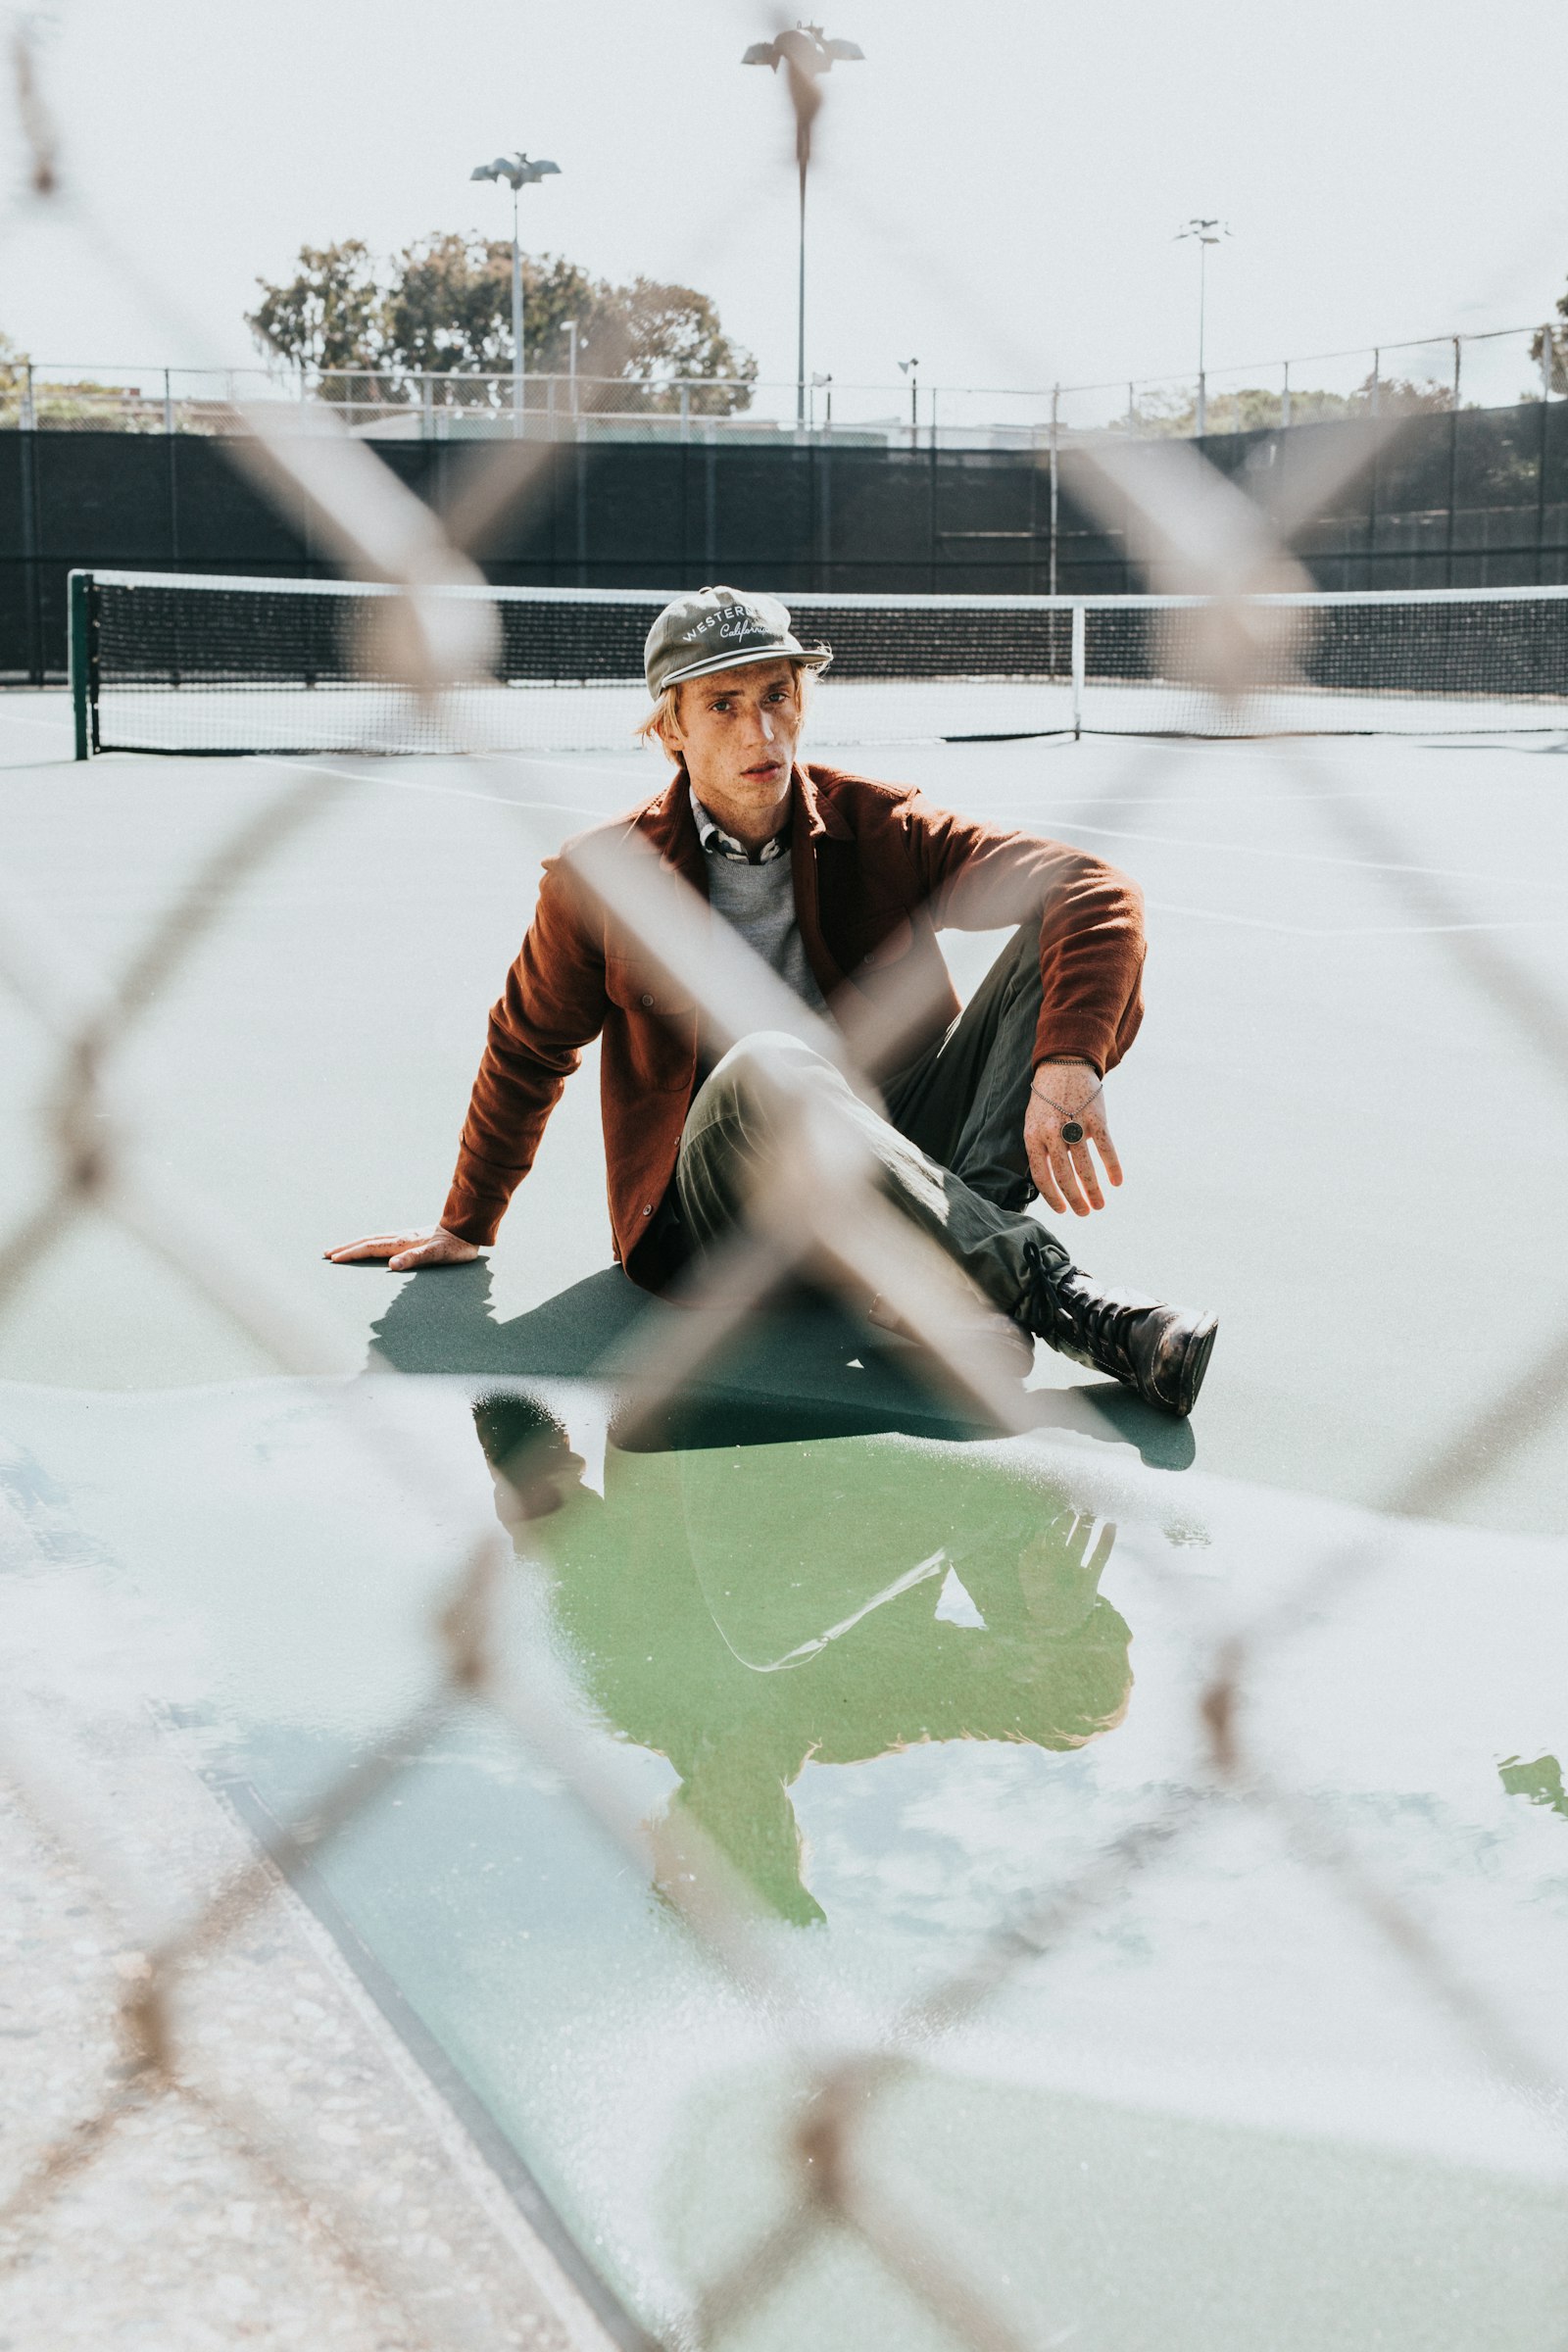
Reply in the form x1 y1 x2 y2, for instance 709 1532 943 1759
5 0 1568 414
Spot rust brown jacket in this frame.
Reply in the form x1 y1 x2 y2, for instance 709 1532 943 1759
440 762 1146 1285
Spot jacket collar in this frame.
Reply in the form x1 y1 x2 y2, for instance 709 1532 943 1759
639 760 850 869
793 762 854 842
638 763 709 895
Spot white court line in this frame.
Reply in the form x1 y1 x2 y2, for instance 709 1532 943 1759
969 813 1558 895
1147 898 1568 940
0 709 71 732
961 776 1568 808
261 757 609 825
265 760 1560 923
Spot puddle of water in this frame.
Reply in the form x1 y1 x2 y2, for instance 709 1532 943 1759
5 1371 1568 2349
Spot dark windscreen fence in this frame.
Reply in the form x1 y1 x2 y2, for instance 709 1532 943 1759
74 568 1568 758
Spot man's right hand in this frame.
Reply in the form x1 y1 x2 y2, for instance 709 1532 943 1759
323 1226 479 1272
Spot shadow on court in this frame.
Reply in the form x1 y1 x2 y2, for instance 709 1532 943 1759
364 1258 1197 1469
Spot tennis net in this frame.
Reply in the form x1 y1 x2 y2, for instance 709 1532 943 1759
71 568 1568 757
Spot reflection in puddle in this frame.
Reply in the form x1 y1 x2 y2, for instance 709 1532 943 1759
1500 1752 1568 1823
474 1394 1128 1927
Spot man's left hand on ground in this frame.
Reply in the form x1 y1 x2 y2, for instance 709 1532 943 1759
1025 1058 1123 1217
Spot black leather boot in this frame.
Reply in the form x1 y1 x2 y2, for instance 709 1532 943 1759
1021 1241 1217 1417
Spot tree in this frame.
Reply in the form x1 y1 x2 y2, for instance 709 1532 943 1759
381 234 601 378
592 277 757 415
245 240 386 375
1530 310 1568 397
247 236 756 414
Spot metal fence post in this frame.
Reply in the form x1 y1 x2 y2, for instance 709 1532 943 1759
927 396 938 589
1370 350 1380 420
1196 371 1206 438
1543 329 1554 404
1281 360 1291 430
422 372 434 436
1049 384 1060 598
1126 381 1135 432
1070 599 1086 738
20 386 41 681
1446 336 1462 586
21 358 35 430
680 381 691 444
163 368 173 435
1536 360 1551 584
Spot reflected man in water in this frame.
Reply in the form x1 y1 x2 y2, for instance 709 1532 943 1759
475 1394 1132 1927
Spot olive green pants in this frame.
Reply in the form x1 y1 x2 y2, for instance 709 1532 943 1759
673 926 1072 1316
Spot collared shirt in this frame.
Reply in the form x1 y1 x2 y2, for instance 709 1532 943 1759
689 787 790 863
688 786 826 1013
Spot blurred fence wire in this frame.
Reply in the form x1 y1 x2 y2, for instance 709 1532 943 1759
3 318 1565 448
4 14 1568 2352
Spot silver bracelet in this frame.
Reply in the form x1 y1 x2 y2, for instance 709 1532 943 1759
1031 1069 1103 1146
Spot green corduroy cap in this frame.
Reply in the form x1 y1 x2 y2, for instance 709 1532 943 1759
644 585 833 697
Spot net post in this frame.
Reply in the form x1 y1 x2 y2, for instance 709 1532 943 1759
1071 601 1086 740
69 569 94 760
1049 385 1060 599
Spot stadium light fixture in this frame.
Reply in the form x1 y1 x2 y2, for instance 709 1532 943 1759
470 151 562 432
1175 217 1229 436
743 23 866 429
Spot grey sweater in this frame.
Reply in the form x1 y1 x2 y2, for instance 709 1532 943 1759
691 791 827 1014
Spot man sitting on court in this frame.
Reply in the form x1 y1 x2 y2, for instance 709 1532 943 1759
329 586 1216 1416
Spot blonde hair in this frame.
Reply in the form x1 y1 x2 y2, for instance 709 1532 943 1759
635 661 817 760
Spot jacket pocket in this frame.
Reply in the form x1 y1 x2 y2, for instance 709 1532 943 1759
605 953 696 1017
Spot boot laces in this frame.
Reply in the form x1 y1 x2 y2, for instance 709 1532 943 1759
1065 1283 1137 1376
1024 1240 1133 1373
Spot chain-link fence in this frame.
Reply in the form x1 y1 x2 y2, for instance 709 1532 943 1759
3 317 1566 447
4 16 1568 2351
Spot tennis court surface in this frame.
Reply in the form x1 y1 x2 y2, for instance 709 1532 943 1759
4 680 1568 2349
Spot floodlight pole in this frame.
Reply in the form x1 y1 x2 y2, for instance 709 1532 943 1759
899 359 919 447
742 25 866 431
1176 217 1228 437
511 185 523 430
797 153 808 431
470 150 562 437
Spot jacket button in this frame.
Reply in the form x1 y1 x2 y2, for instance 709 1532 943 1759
640 992 655 1006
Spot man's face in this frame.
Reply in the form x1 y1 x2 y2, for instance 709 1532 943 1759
666 657 805 825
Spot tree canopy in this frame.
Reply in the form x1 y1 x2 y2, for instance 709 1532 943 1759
1530 294 1568 397
246 241 386 376
247 236 756 413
